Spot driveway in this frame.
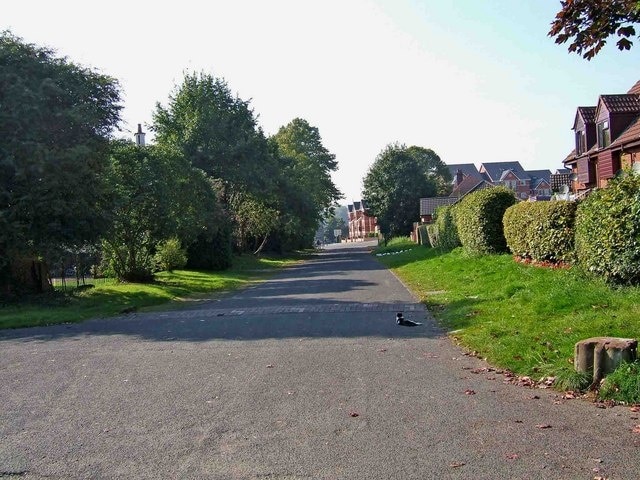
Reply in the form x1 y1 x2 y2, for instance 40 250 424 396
1 240 638 479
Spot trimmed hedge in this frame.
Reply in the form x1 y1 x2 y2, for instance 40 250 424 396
427 204 460 251
503 201 577 263
455 186 516 255
575 172 640 285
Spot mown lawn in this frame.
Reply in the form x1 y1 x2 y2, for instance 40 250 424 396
0 254 303 330
375 240 640 382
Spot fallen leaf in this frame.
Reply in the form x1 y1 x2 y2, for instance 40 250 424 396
349 411 360 418
266 364 274 368
531 395 541 400
378 348 387 353
464 389 476 395
630 406 640 413
505 453 519 460
632 425 640 434
449 462 465 468
514 420 523 424
536 424 552 429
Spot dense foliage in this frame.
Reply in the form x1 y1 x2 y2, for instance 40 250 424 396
575 172 640 284
455 187 516 255
0 32 121 293
1 32 343 295
503 201 577 263
426 205 460 251
362 144 450 239
549 0 640 59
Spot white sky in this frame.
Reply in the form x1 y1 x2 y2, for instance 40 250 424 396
4 1 640 202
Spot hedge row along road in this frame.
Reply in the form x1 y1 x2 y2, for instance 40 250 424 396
1 240 638 478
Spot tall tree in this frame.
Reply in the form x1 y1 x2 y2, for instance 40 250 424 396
549 0 640 59
273 118 342 226
152 72 275 196
362 143 449 240
0 31 121 293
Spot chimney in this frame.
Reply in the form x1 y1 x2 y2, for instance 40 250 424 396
456 168 464 186
134 123 146 147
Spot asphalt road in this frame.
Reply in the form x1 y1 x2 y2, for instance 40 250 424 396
1 240 639 479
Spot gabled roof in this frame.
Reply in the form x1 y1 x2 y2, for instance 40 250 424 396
573 106 597 129
526 169 552 183
532 177 551 190
610 115 640 150
353 201 361 211
628 80 640 95
360 199 369 211
598 94 640 115
555 168 571 174
347 204 354 213
447 163 482 181
450 176 492 198
479 161 530 182
419 197 457 216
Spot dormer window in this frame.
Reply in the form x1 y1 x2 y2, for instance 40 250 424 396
597 120 610 148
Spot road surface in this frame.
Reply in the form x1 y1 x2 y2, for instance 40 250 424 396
1 240 638 479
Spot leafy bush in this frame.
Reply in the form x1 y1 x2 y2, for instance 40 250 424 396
455 187 516 255
599 361 640 403
575 171 640 285
154 238 187 272
186 226 233 271
427 205 460 251
503 201 577 263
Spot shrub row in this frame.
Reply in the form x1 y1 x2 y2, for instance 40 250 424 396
424 172 640 285
503 201 577 264
455 187 516 255
575 172 640 285
427 205 460 250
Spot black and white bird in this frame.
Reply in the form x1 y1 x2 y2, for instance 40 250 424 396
396 312 422 327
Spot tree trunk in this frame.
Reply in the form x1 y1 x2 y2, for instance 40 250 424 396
253 234 269 256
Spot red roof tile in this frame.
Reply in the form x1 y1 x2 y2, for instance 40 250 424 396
578 106 596 124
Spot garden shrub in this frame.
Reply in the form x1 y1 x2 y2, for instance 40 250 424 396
503 201 577 263
428 204 460 251
455 186 516 255
575 171 640 285
154 238 187 272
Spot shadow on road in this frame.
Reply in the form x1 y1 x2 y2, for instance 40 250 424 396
0 241 443 343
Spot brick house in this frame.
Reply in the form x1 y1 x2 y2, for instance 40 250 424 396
347 200 378 240
564 80 640 194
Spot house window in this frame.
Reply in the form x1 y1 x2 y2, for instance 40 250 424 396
597 120 610 148
575 130 586 155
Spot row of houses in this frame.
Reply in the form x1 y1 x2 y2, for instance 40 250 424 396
564 80 640 194
419 162 569 222
348 79 640 241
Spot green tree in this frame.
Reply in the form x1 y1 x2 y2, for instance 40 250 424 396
273 118 342 217
362 143 450 240
0 32 121 293
101 141 221 281
152 72 275 197
270 118 343 247
549 0 640 59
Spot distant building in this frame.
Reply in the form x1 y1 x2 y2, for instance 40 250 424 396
347 200 378 240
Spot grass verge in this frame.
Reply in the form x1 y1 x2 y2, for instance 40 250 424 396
0 253 304 330
374 240 640 393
